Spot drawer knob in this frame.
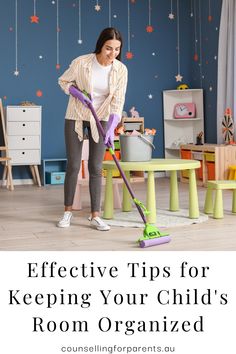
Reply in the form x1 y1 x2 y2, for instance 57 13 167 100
22 137 25 141
56 176 61 180
22 152 25 155
22 123 25 127
23 109 26 112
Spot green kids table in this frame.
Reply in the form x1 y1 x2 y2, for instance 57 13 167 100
102 158 201 223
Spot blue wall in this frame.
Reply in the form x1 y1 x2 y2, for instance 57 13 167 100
0 0 222 179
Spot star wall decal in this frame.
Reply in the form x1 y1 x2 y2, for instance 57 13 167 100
36 90 43 97
146 25 154 33
175 74 183 82
168 13 174 20
30 15 39 23
95 4 101 11
126 51 133 59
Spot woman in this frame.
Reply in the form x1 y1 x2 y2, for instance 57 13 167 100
57 27 128 231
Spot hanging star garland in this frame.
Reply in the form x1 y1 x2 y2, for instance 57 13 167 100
56 0 60 69
198 0 203 86
175 74 183 82
78 0 83 44
14 0 19 76
168 0 174 20
95 1 101 12
208 0 212 22
175 0 183 81
146 0 154 32
36 90 43 97
30 0 39 23
190 0 194 17
126 0 133 59
193 0 198 62
108 0 111 27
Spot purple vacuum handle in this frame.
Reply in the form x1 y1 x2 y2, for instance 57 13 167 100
87 102 147 224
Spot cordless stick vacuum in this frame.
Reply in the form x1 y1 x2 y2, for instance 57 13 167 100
74 88 171 248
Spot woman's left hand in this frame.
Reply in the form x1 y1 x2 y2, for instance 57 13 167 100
104 113 120 148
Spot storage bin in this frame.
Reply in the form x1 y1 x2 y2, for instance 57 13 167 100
192 152 203 180
196 162 203 180
180 149 192 159
119 135 155 162
205 152 215 162
104 150 121 161
180 150 192 178
192 151 203 160
181 170 189 178
114 140 120 150
206 162 215 180
45 171 65 184
102 169 120 178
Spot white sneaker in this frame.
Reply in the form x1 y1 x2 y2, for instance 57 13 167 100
89 216 110 231
57 211 72 228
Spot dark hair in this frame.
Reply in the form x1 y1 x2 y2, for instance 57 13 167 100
94 27 123 61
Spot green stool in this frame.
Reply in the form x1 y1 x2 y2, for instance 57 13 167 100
204 180 236 219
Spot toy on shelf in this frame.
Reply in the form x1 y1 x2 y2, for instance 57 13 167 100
222 108 235 144
196 131 204 145
121 117 144 133
173 102 196 118
177 84 189 90
144 128 156 135
129 106 140 118
171 136 188 148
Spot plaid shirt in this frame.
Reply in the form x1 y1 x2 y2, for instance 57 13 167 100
58 53 128 143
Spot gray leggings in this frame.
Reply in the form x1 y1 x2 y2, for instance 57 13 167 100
64 119 107 212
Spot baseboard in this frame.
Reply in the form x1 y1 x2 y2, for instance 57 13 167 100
0 173 166 187
0 179 34 186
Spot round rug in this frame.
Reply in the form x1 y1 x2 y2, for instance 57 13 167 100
102 209 208 228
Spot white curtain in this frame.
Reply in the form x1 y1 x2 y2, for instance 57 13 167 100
217 0 236 143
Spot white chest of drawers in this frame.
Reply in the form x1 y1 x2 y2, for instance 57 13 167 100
6 105 41 165
6 105 42 185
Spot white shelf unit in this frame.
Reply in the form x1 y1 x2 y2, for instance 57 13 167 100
163 89 204 159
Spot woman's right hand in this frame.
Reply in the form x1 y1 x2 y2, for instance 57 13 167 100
69 86 92 107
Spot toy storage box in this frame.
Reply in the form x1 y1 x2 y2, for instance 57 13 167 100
45 171 65 184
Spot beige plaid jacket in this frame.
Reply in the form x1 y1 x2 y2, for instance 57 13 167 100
58 53 128 143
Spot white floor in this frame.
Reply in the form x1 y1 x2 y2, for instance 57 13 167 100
0 177 236 251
